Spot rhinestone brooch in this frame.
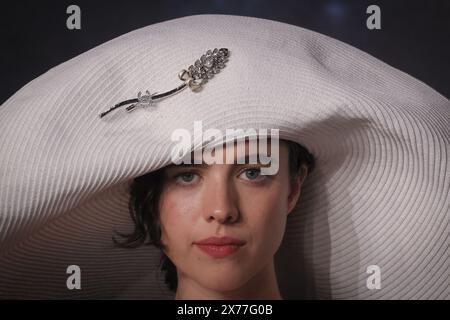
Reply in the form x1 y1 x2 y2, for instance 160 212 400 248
99 48 230 118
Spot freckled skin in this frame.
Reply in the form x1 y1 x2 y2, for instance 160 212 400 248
158 141 305 299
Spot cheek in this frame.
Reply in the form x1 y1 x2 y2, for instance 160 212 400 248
158 188 200 253
241 178 290 216
238 181 289 250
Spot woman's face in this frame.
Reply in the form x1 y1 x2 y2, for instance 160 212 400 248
158 141 303 293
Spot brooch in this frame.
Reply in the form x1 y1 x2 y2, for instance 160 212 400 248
99 48 230 118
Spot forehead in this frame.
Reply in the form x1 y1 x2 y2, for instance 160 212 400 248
172 139 288 167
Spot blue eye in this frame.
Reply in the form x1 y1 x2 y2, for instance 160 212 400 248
179 172 196 182
241 168 262 181
173 172 200 185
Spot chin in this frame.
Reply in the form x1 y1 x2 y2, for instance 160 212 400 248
197 271 250 293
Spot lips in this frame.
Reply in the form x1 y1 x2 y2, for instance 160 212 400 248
194 237 246 258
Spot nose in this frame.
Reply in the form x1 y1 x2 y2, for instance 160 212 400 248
202 176 240 224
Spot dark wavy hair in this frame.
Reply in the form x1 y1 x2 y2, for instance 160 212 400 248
113 139 316 292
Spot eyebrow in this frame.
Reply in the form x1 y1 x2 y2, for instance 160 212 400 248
235 153 260 164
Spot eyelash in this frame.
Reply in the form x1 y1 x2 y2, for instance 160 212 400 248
173 171 200 186
172 167 268 186
239 167 264 182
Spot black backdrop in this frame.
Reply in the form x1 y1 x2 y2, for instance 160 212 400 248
1 0 449 104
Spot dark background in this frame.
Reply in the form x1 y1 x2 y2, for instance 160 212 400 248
1 0 449 105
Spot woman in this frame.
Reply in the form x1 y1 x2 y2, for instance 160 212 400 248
0 14 448 299
116 139 315 299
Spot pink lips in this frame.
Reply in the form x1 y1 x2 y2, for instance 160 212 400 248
194 236 246 258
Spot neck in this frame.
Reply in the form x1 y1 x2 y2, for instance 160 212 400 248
175 260 282 300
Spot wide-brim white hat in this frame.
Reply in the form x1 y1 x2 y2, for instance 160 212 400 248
0 14 448 299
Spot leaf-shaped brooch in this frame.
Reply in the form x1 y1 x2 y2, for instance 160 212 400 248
99 48 230 118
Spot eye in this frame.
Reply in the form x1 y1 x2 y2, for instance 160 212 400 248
239 168 264 181
174 172 199 185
